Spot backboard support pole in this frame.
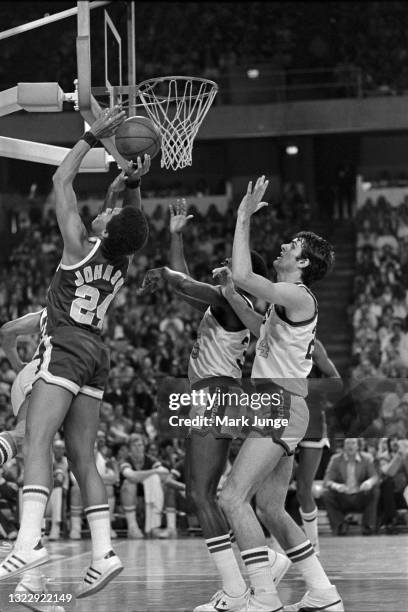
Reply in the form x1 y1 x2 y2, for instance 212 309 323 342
127 1 136 117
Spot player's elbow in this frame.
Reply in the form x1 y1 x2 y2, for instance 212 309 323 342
52 168 69 186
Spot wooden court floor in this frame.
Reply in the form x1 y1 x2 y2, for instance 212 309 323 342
0 535 406 611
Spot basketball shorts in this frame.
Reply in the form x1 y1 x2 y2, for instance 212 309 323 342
11 359 40 416
34 326 109 400
244 382 310 456
189 377 246 439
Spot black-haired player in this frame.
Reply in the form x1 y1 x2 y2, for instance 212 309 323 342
0 107 149 599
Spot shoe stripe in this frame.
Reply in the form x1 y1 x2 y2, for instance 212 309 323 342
2 562 14 572
300 600 342 611
89 566 102 576
11 555 27 565
6 560 20 570
84 578 93 585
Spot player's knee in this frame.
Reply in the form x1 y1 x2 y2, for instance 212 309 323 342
218 481 243 515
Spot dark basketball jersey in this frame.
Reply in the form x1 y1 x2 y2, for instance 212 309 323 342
46 238 129 335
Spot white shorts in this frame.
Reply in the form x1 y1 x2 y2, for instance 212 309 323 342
10 359 39 416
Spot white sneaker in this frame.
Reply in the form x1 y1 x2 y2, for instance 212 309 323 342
69 529 81 540
284 586 344 611
241 590 283 611
194 588 250 611
127 526 144 539
268 549 291 585
15 575 65 612
0 542 49 580
76 549 123 599
48 526 60 541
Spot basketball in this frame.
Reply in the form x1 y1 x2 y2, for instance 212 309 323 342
115 116 162 161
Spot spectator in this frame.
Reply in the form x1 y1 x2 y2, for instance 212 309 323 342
322 438 379 535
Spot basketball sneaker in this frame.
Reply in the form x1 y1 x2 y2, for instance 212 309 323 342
268 549 291 585
0 541 49 580
69 528 81 540
239 589 283 611
15 573 65 612
284 586 344 611
76 549 123 599
193 588 250 611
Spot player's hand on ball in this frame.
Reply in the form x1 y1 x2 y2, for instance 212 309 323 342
90 105 126 139
169 198 194 234
137 268 166 295
125 155 151 184
238 175 269 218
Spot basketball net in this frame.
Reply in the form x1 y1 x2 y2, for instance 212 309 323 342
136 76 218 171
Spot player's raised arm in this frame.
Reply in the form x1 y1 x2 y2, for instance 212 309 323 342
0 310 42 372
169 198 193 275
214 266 263 337
232 176 315 316
52 106 126 263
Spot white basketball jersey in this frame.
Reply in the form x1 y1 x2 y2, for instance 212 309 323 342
188 299 252 386
252 284 317 397
10 308 48 415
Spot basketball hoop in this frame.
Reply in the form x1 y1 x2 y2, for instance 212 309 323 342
136 76 218 171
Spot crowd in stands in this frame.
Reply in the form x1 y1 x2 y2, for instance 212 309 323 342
0 187 407 539
3 3 408 99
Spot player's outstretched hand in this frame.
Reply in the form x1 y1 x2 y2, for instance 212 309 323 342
169 198 194 234
125 155 151 185
212 266 234 298
90 105 126 139
109 170 128 194
137 267 167 295
238 175 269 218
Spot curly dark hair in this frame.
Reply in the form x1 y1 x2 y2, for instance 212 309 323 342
102 207 149 261
294 231 335 286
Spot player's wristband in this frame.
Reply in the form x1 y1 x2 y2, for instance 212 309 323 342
80 131 98 148
125 176 141 189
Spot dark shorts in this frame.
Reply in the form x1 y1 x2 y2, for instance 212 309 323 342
244 382 310 456
34 326 109 399
299 396 329 449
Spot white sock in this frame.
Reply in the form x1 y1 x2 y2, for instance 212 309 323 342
84 504 112 560
241 546 277 594
166 509 176 530
15 486 49 550
49 488 63 531
206 534 247 597
300 506 319 551
286 540 331 590
70 506 82 533
124 506 138 529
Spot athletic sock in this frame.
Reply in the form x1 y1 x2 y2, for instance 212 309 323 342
241 546 277 594
166 508 176 530
84 504 112 560
123 505 138 529
300 506 319 551
0 432 17 466
15 486 49 550
286 540 331 590
206 534 247 596
49 488 62 532
70 506 82 533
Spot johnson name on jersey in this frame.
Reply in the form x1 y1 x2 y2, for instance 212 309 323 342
46 238 129 335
